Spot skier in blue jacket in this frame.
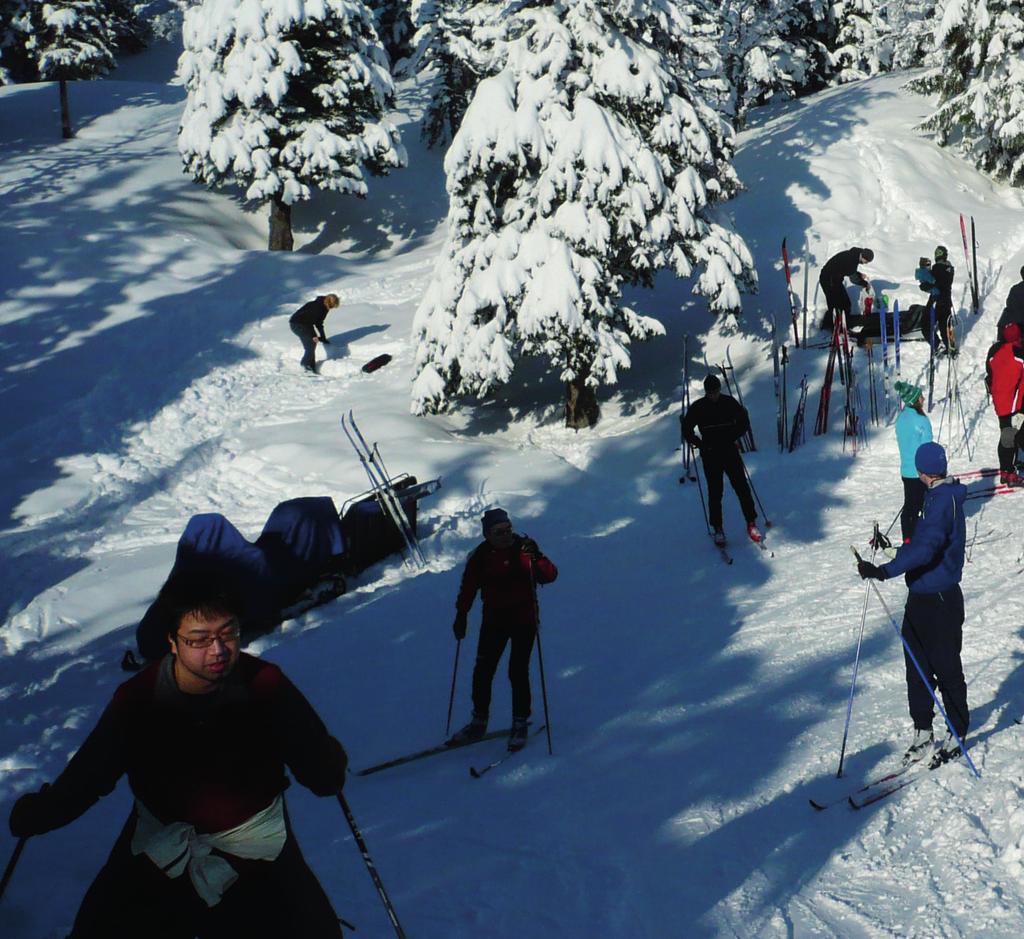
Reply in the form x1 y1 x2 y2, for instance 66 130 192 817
858 441 968 767
893 380 932 542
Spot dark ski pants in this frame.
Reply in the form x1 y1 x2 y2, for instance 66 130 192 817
901 586 969 738
702 448 756 531
290 321 319 372
934 298 953 351
900 476 926 542
471 620 536 721
69 810 344 939
997 414 1024 472
820 277 851 331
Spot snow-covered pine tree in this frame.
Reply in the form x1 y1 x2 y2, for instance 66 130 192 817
830 0 891 83
407 0 506 147
13 0 115 137
178 0 407 251
370 0 414 65
104 0 151 53
915 0 1024 185
888 0 938 68
716 0 833 123
412 1 755 428
0 0 27 85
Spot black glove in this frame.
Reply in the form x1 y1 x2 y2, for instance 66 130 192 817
452 610 467 641
9 787 52 839
320 337 331 345
519 537 540 559
857 560 887 581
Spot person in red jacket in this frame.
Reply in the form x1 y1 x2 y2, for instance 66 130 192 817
449 508 558 752
8 574 348 939
984 321 1024 486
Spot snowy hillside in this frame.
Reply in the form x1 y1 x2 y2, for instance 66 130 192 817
3 47 1024 939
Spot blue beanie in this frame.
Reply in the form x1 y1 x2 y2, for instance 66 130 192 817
482 508 510 534
915 441 947 476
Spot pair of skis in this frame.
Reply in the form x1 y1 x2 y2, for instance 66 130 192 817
771 316 790 452
341 410 426 569
810 746 960 811
355 725 545 779
959 213 980 314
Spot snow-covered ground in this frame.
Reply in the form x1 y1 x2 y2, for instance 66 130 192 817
3 40 1024 939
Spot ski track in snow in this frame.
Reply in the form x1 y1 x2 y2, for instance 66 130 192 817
3 63 1024 939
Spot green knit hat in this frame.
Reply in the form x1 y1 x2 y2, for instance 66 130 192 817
894 380 922 407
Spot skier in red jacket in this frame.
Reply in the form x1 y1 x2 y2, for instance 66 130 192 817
449 508 558 752
984 321 1024 485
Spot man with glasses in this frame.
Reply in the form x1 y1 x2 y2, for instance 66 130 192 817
8 574 349 938
449 508 558 752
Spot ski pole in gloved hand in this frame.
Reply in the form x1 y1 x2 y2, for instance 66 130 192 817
850 547 981 780
445 638 461 737
530 563 554 756
0 837 26 905
338 793 408 939
836 526 879 778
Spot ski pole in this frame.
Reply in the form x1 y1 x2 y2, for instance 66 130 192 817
530 564 554 756
850 548 981 779
337 792 408 939
534 628 554 757
0 837 26 905
445 639 461 737
836 528 879 777
690 446 712 534
742 463 772 528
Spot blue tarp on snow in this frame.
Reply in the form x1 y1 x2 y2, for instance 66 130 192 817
136 497 345 660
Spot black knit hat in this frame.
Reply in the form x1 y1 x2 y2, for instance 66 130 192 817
482 508 511 535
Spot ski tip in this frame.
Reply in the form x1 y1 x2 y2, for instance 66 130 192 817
469 767 482 779
847 796 859 810
809 799 827 811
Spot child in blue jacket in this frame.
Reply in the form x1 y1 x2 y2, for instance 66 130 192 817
893 380 932 541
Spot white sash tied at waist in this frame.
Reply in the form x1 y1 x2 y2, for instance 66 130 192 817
130 795 287 906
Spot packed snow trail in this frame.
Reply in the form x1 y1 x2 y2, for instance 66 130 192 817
3 58 1024 939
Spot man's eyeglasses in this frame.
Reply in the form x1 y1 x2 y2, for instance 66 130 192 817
175 622 241 649
488 525 513 536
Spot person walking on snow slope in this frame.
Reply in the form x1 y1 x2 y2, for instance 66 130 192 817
894 380 932 543
449 508 558 753
819 246 873 331
857 442 969 768
996 265 1024 339
984 321 1024 486
681 375 762 546
289 293 339 374
7 574 350 939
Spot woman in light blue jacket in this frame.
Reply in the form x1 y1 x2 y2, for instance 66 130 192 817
894 380 933 541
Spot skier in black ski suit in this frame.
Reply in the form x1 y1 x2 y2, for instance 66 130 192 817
929 246 955 356
997 266 1024 339
7 573 349 939
681 375 762 545
819 247 873 331
289 293 339 373
857 441 969 768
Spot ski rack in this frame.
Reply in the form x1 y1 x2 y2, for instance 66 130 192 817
341 410 427 569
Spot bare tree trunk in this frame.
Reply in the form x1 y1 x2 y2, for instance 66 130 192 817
268 194 293 251
59 79 73 140
565 375 599 429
